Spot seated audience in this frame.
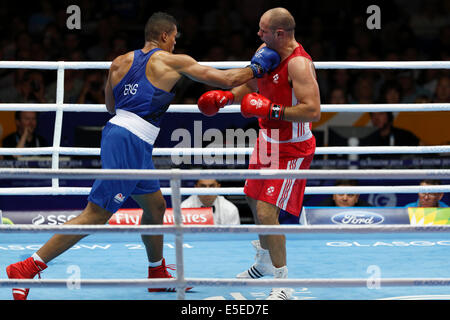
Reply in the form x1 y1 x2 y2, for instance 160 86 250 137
360 112 420 147
405 180 448 208
181 179 241 225
320 180 372 207
2 111 47 160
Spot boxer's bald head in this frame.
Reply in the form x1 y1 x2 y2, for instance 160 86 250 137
263 7 295 33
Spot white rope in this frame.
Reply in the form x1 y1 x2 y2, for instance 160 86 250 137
1 185 450 196
198 61 450 70
1 145 450 156
1 60 450 69
1 102 450 113
0 168 448 180
169 103 450 113
0 103 105 112
1 224 450 235
0 61 111 70
1 277 450 289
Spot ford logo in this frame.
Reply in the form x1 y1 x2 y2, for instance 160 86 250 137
331 211 384 225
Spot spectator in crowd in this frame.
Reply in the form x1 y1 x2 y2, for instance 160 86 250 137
1 111 48 159
319 180 372 207
359 112 420 147
8 70 48 104
432 74 449 103
405 180 448 208
328 87 348 104
86 17 114 61
42 23 63 60
378 81 402 104
181 179 241 225
350 73 375 104
415 95 432 103
397 71 432 103
44 50 86 103
409 1 449 46
77 71 106 105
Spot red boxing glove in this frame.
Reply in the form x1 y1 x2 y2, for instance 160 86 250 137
240 93 285 120
197 90 234 116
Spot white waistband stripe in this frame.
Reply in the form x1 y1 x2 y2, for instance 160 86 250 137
109 109 160 145
261 130 312 144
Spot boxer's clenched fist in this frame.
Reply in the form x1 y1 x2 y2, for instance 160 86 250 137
241 92 285 120
198 90 234 116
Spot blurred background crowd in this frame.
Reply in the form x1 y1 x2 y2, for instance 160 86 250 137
0 0 448 216
0 0 448 107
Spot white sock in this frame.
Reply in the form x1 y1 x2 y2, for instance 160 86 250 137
32 253 45 264
252 240 270 256
149 259 163 268
273 266 288 279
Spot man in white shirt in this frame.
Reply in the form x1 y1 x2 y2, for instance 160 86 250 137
181 179 241 225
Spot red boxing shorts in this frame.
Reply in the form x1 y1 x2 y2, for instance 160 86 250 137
243 140 314 217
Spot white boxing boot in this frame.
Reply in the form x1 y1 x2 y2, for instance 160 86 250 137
236 240 275 279
266 266 294 300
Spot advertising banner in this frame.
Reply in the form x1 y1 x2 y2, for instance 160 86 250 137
304 207 410 225
2 208 214 226
108 208 214 225
2 210 81 225
408 207 450 225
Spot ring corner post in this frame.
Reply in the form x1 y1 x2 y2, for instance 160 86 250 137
170 176 186 300
51 61 66 188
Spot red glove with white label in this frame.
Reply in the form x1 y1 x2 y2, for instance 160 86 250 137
240 92 285 120
197 90 234 116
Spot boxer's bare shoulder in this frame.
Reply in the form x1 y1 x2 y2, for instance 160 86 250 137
110 51 135 87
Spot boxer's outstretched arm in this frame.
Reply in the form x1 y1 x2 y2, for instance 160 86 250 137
170 54 254 89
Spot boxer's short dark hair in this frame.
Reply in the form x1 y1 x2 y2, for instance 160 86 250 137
145 12 177 41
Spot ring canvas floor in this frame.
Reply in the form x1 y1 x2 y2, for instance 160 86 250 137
1 231 449 300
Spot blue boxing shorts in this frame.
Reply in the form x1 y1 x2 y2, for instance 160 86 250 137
88 121 160 213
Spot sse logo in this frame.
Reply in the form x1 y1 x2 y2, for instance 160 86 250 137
32 214 77 225
331 211 385 225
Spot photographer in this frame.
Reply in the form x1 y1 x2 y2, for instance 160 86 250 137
18 71 47 103
77 71 106 104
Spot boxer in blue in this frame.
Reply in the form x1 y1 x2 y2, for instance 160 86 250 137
6 12 281 299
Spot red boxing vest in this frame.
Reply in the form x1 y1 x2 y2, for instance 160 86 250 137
257 43 316 158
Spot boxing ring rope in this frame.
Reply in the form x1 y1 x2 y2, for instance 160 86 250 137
2 223 450 235
3 278 450 290
2 145 450 156
1 185 450 196
1 102 450 113
1 167 450 195
1 60 450 299
1 168 450 180
1 60 450 69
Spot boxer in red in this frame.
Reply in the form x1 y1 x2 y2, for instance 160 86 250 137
198 7 321 299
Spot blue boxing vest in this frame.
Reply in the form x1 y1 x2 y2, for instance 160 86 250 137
112 48 175 127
